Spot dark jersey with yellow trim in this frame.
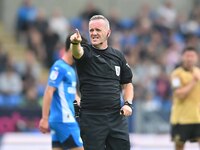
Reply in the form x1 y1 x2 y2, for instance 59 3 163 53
74 44 132 110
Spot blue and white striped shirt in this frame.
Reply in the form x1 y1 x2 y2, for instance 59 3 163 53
48 59 77 123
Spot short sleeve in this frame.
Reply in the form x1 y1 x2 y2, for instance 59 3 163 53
120 54 133 84
48 66 65 88
170 68 183 89
171 76 181 89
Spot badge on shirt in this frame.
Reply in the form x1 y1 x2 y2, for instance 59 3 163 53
50 70 59 80
171 77 181 88
115 66 120 76
126 63 130 68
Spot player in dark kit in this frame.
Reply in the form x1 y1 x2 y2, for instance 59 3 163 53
70 15 134 150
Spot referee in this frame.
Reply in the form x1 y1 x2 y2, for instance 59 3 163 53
70 15 134 150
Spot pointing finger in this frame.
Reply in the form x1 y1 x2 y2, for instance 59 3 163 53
75 28 80 37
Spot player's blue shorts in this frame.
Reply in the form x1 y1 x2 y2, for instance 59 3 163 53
49 122 83 149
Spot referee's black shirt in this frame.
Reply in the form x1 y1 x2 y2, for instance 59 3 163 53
74 44 132 110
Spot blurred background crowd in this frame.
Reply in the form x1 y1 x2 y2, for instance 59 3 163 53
0 0 200 134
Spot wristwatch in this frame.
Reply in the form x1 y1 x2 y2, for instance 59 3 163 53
125 100 132 105
124 100 133 110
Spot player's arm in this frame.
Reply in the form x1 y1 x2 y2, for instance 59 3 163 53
171 75 198 99
121 83 134 116
70 29 84 59
75 92 81 106
42 85 55 120
39 85 55 133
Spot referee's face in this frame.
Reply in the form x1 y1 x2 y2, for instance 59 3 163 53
182 51 198 69
89 19 110 49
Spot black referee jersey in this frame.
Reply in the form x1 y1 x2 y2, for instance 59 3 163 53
74 44 132 110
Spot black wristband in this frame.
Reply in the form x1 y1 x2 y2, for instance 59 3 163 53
73 100 80 118
71 41 79 45
124 101 133 110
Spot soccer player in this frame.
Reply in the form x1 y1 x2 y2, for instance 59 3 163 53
170 46 200 150
39 35 85 150
70 15 134 150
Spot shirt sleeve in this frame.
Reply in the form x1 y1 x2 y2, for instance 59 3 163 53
120 53 133 84
171 76 181 89
73 44 90 63
48 65 65 88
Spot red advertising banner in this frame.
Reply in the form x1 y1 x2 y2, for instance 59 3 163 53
0 107 41 133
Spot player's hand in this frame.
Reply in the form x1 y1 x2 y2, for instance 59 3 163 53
120 105 132 116
193 70 200 81
39 118 49 133
70 29 82 44
73 100 80 118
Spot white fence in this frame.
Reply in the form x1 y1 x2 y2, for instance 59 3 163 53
130 134 199 150
0 133 199 150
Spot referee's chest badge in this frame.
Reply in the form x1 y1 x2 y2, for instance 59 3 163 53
115 66 120 76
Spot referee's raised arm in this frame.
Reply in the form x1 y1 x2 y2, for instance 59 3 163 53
70 29 84 59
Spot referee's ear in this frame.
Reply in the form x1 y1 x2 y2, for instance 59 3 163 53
107 30 111 38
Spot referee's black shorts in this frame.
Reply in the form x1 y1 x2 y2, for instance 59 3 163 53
79 109 130 150
171 123 200 143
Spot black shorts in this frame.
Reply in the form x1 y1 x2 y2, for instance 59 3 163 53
80 109 130 150
171 124 200 143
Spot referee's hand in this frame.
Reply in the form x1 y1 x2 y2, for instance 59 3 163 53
120 105 132 116
70 29 82 44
